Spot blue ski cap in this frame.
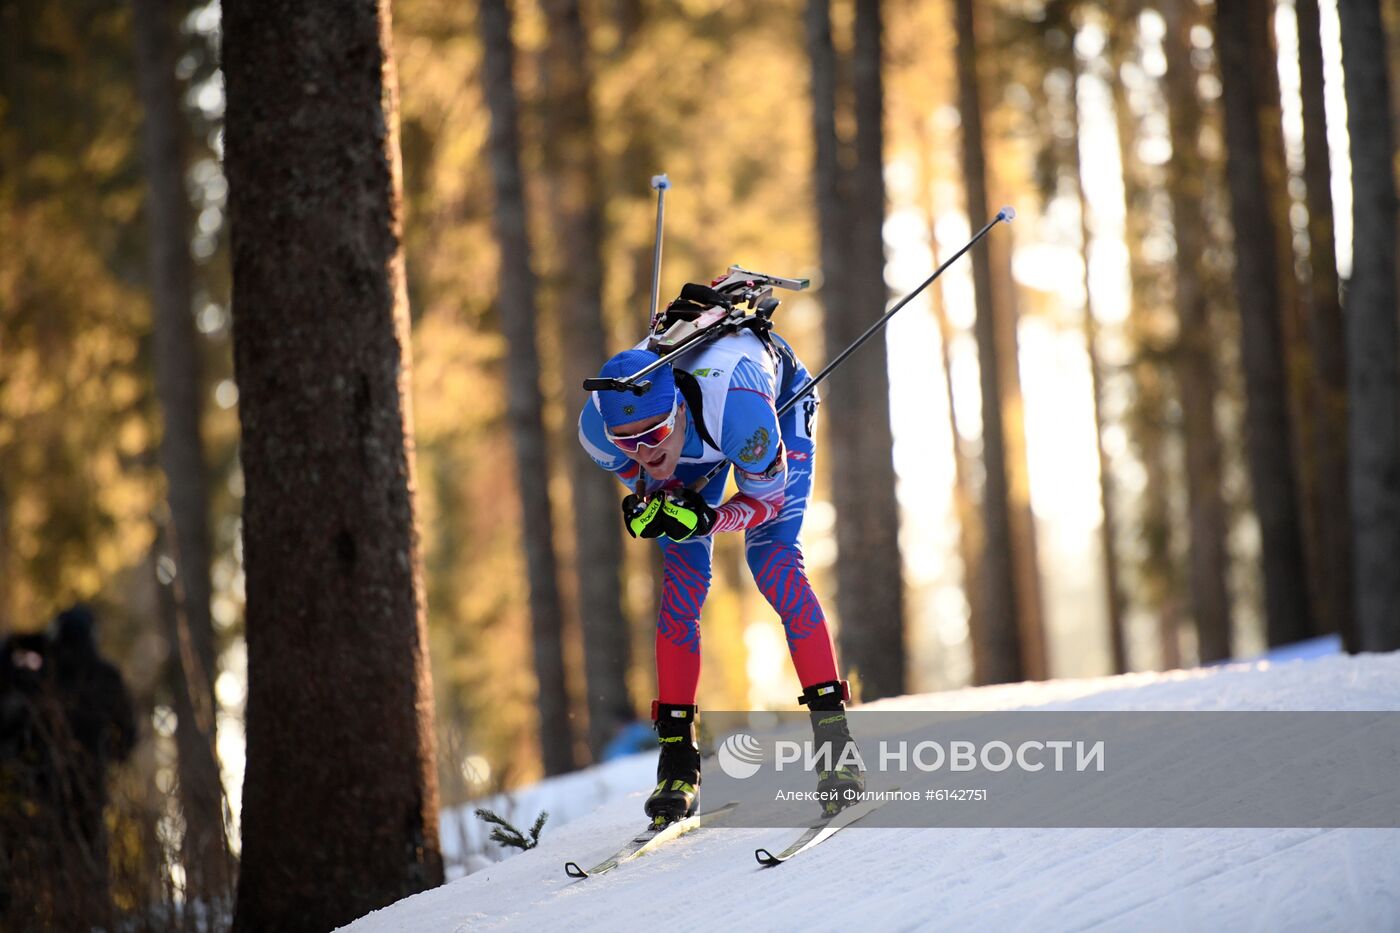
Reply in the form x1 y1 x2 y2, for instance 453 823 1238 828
595 348 678 430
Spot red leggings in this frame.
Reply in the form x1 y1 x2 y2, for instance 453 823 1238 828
655 538 839 705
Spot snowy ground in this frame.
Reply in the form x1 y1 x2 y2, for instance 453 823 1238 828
344 652 1400 932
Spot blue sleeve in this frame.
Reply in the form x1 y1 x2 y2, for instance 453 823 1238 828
720 360 786 498
579 401 643 489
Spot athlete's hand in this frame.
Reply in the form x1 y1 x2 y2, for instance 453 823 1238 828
660 488 717 541
622 493 665 539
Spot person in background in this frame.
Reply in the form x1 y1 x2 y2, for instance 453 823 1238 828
0 604 135 929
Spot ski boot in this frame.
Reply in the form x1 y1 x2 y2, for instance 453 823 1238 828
799 680 865 817
644 701 701 829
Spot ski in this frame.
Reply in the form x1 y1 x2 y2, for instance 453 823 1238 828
753 792 894 867
564 802 739 879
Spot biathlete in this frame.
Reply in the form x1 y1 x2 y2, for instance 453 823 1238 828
579 311 864 827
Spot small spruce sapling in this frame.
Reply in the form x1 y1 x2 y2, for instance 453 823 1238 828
473 808 548 852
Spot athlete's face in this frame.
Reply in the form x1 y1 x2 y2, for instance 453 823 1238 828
609 403 688 481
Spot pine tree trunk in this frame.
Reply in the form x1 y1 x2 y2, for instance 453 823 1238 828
914 119 984 665
223 0 445 926
1062 5 1129 674
1215 0 1316 647
1160 0 1234 663
611 63 664 700
480 0 578 777
130 0 232 900
1296 0 1357 650
804 0 907 699
835 0 906 698
982 169 1045 680
1337 0 1400 652
1254 0 1326 641
538 0 632 754
154 520 234 903
954 0 1043 684
806 0 848 342
931 269 986 668
1109 4 1183 665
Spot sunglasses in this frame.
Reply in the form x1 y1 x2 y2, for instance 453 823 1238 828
606 402 681 453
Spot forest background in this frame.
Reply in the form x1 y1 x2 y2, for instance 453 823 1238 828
4 0 1400 925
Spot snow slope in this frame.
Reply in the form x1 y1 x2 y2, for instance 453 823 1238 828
344 653 1400 932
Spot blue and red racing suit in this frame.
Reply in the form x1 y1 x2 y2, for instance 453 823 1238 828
579 330 841 705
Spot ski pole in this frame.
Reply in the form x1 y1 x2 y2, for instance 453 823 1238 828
626 174 670 498
690 205 1016 489
648 174 670 324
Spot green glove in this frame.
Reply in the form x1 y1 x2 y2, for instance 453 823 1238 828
622 493 665 539
660 488 717 541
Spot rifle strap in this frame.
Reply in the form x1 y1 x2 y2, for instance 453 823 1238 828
673 369 723 454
